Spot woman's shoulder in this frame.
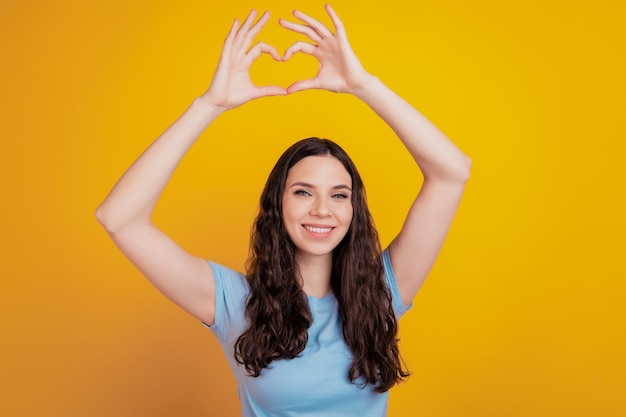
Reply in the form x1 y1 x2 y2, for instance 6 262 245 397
380 248 413 317
204 260 249 337
207 260 249 300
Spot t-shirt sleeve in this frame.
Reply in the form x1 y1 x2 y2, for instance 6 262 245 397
382 248 413 318
202 261 249 343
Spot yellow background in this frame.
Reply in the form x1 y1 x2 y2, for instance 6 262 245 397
1 0 624 416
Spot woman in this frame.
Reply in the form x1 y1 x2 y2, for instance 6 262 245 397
96 5 470 416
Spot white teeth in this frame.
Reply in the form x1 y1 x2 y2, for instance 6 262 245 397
304 225 333 234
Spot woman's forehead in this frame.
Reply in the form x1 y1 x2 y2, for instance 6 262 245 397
286 155 352 185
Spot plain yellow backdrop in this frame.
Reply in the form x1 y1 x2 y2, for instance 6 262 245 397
1 0 624 416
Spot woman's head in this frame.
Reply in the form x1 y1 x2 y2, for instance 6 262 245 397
256 137 369 258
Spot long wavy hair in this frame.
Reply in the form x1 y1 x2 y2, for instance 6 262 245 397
234 137 409 392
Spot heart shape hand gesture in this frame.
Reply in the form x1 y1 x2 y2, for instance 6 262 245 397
201 4 373 110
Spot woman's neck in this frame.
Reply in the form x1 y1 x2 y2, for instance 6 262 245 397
295 252 332 298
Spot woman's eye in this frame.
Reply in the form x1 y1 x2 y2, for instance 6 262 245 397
333 193 349 199
295 190 311 196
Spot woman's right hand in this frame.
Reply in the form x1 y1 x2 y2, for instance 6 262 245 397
200 10 286 110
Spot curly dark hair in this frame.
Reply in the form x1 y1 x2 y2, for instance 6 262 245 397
234 137 409 393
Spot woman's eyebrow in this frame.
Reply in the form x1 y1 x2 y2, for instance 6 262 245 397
288 181 352 191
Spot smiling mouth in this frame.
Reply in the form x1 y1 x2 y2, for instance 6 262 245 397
303 225 334 234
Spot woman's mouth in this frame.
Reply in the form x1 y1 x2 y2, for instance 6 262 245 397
303 225 334 234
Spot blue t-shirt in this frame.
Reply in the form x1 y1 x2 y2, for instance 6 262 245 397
206 248 411 417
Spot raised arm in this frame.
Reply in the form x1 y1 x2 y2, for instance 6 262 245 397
95 11 285 324
280 5 471 306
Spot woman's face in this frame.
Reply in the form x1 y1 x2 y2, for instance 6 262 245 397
281 155 354 260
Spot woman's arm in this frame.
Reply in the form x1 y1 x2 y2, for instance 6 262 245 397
355 78 471 306
280 5 471 306
96 10 285 324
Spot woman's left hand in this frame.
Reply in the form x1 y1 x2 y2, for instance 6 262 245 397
279 4 373 94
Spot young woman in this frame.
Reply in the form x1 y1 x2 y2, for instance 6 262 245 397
96 5 470 416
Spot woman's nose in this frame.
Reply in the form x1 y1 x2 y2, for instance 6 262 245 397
310 198 330 216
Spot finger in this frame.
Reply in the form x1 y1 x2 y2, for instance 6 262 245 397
282 41 317 61
246 42 282 63
242 11 271 48
292 9 333 39
224 19 239 43
278 18 322 43
233 9 258 49
325 4 346 38
222 19 239 55
286 78 321 94
252 85 288 99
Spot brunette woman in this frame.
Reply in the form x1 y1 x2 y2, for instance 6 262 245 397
96 5 470 416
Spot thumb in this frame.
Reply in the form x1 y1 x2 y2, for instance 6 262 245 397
251 85 288 99
286 78 320 94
